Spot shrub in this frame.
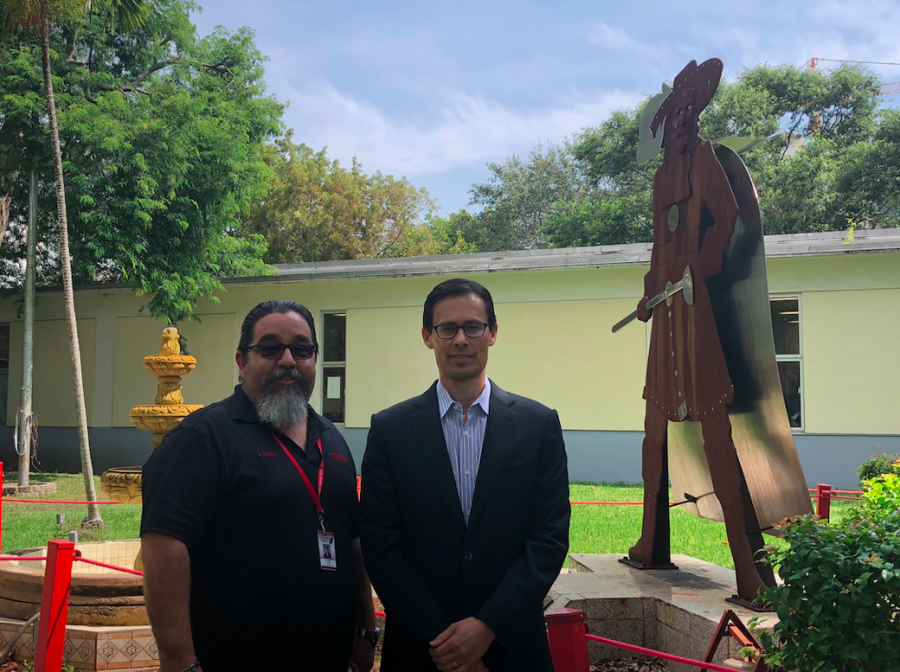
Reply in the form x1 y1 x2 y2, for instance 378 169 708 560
857 452 900 487
758 475 900 672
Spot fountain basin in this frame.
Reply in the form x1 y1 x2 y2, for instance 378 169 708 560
0 540 146 626
101 467 144 504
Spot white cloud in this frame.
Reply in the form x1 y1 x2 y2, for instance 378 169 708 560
274 74 640 180
589 23 648 54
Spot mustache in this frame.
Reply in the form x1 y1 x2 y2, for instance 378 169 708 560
264 367 310 393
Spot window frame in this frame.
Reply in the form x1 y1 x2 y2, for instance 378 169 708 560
318 311 347 426
769 294 804 434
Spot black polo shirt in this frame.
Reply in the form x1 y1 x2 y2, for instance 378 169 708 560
141 386 359 669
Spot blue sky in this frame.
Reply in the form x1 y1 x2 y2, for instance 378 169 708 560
192 0 900 214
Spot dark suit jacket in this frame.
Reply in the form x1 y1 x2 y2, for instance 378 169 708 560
359 381 570 672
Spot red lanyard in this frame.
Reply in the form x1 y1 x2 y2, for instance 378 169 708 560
273 435 326 531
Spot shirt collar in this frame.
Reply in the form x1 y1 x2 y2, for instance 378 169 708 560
436 378 492 418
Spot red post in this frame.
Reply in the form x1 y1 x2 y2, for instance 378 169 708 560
816 483 832 522
545 608 590 672
0 461 4 552
34 540 75 672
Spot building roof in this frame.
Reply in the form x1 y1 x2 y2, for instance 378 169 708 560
232 228 900 285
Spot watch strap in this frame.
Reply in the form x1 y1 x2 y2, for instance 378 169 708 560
179 661 200 672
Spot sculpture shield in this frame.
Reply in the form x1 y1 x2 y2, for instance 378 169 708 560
666 144 813 533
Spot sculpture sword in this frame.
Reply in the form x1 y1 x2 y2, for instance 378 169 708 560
611 265 694 333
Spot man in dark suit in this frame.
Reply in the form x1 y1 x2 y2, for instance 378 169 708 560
359 278 570 672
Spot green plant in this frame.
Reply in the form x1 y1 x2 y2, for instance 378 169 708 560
758 482 900 672
859 473 900 519
857 452 900 487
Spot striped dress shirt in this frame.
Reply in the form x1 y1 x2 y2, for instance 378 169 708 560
437 379 491 524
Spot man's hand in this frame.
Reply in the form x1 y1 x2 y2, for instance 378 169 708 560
429 617 495 671
348 635 375 672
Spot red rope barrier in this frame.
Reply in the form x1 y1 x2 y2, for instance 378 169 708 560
73 557 143 576
831 496 863 501
809 489 863 495
3 498 122 505
571 501 643 506
0 555 46 561
585 633 739 672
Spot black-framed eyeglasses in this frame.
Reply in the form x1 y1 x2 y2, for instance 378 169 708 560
245 342 317 360
433 322 490 340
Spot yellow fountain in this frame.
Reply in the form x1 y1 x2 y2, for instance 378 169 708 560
101 327 203 504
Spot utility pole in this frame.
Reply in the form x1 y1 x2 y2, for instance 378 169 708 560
16 170 37 486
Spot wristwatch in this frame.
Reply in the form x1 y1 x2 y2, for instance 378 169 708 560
355 627 381 646
179 660 200 672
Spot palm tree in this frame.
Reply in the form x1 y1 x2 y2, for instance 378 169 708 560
1 0 149 526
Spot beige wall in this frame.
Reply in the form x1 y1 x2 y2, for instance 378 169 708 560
0 250 897 436
7 319 96 427
802 288 900 435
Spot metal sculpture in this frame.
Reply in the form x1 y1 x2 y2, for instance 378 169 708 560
616 58 812 604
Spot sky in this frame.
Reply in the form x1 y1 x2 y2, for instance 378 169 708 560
192 0 900 214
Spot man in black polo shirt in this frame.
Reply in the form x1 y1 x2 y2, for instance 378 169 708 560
141 301 377 672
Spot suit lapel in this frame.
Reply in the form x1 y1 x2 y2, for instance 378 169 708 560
467 383 518 534
413 384 467 538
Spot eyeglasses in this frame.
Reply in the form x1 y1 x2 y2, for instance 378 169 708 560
245 342 316 360
433 322 490 340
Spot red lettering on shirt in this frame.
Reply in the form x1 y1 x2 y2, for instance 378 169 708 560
329 453 350 463
258 452 276 457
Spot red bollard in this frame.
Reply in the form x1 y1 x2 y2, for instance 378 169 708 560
0 461 4 552
816 483 832 522
546 608 590 672
34 540 76 672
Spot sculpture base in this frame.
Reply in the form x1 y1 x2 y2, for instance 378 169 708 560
618 556 679 571
725 595 773 613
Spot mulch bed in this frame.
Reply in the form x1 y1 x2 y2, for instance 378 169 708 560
591 656 668 672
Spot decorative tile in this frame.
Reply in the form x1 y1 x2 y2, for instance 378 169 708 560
64 638 77 659
99 640 118 661
123 639 141 660
77 639 96 662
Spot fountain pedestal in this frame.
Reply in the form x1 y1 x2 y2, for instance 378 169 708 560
101 327 203 504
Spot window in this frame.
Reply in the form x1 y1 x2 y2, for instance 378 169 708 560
770 297 802 430
321 313 346 424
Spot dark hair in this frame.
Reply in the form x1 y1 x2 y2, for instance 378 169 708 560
423 278 497 332
238 301 319 354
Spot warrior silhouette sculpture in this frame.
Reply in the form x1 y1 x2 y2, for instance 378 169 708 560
625 58 776 601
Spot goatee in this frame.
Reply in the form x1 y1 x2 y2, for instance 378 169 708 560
255 368 311 429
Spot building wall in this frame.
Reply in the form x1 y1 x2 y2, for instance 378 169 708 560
0 251 897 488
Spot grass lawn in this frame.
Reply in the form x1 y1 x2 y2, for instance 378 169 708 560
1 475 852 569
1 473 141 553
569 482 854 569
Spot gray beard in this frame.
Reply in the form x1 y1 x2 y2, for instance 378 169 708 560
254 369 311 429
256 387 308 429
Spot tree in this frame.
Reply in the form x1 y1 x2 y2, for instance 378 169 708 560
835 108 900 229
468 140 588 251
553 63 888 247
1 0 154 527
243 134 436 263
0 1 283 319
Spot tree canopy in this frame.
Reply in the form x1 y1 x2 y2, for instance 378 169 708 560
465 63 896 252
0 0 282 322
242 133 443 263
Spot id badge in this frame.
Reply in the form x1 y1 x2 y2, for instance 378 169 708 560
317 531 337 571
